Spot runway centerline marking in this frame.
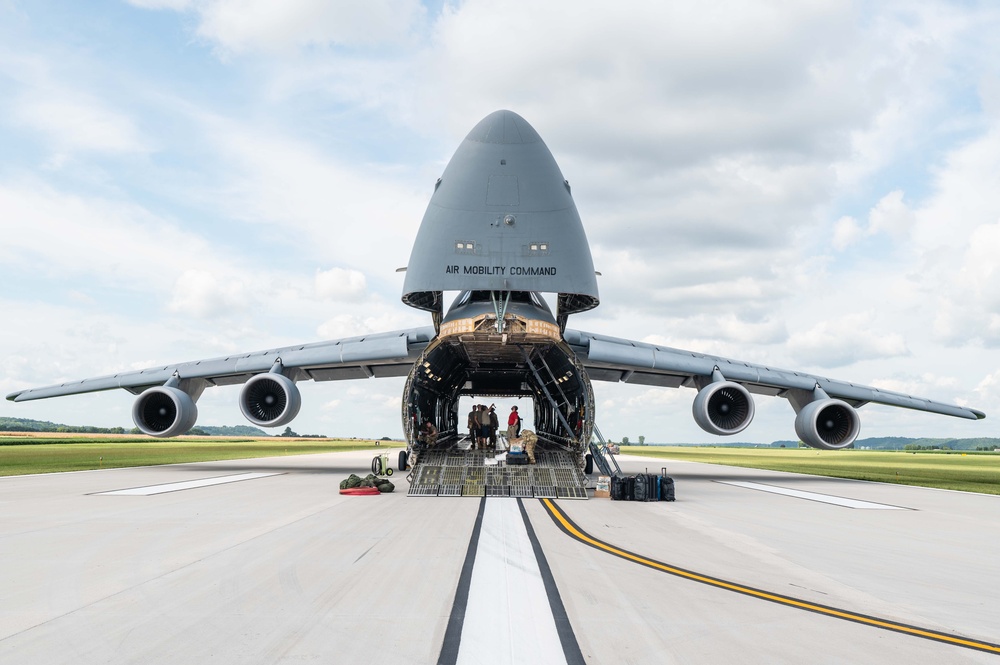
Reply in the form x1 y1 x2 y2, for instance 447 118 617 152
541 498 1000 655
93 472 283 496
715 480 909 509
439 498 584 665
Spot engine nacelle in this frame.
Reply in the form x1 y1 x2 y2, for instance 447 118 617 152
239 372 301 428
794 398 860 450
132 386 198 438
693 381 755 435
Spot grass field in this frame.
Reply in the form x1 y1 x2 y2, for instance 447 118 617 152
0 433 399 476
620 446 1000 495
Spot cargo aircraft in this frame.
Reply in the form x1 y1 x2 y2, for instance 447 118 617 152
7 111 985 473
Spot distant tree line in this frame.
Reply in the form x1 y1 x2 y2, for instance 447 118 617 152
1 417 268 437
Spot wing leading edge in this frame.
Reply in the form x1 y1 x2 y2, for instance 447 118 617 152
6 326 436 403
564 329 985 421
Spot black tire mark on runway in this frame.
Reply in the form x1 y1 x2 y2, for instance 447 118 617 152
541 498 1000 656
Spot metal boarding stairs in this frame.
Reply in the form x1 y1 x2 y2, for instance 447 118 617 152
589 424 622 478
520 346 622 480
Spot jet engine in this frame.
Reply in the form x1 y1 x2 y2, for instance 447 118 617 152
132 386 198 438
693 380 755 435
794 398 860 450
239 372 301 428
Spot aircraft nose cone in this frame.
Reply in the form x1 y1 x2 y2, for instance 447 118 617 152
465 110 541 145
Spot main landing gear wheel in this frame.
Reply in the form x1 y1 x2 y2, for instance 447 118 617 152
584 453 594 475
399 450 408 472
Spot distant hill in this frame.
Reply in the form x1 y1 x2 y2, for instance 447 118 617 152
0 417 266 437
188 425 269 437
0 417 128 434
637 437 1000 451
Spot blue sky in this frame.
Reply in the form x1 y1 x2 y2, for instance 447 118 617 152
2 0 1000 443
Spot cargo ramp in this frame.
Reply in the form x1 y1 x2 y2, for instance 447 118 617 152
407 448 588 499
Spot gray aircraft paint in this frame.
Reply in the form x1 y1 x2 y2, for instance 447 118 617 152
402 110 599 315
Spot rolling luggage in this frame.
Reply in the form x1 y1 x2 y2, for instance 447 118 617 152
610 475 633 501
632 474 651 501
659 468 675 501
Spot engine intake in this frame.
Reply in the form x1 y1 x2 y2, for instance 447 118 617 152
693 380 755 435
794 398 860 450
132 386 198 438
240 372 301 428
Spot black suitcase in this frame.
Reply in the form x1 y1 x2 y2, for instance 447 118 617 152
506 452 529 465
632 474 651 501
610 476 625 500
644 472 660 501
610 475 633 501
659 469 675 502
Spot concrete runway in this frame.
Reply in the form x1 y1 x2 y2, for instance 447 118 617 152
1 449 999 663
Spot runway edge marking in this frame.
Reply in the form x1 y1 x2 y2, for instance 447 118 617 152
540 498 1000 655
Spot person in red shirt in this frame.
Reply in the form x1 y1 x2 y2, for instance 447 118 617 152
506 406 520 443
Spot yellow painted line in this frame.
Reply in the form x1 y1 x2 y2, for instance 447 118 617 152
541 498 1000 655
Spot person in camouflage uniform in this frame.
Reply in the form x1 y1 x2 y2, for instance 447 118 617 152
521 429 537 464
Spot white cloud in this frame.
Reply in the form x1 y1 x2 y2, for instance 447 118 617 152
870 373 959 396
12 91 147 155
134 0 427 54
867 189 915 238
168 268 248 318
315 267 367 302
832 215 864 250
316 312 413 340
830 191 915 251
974 369 1000 405
787 312 910 368
0 181 205 289
196 115 427 269
126 0 194 9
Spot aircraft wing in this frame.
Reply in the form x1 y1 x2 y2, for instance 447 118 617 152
6 326 436 403
563 329 985 421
